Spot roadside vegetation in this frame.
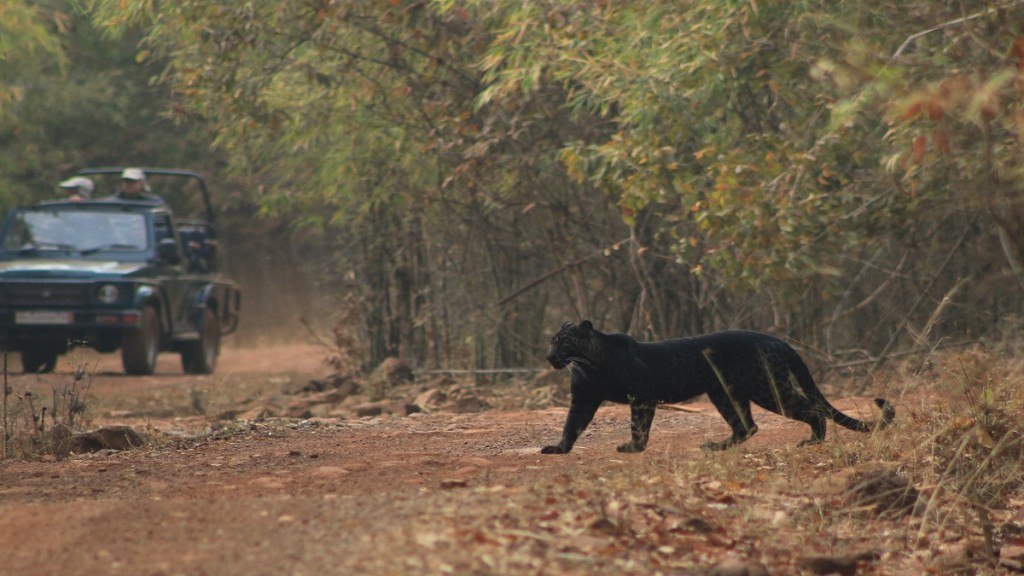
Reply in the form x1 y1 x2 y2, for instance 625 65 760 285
1 352 91 459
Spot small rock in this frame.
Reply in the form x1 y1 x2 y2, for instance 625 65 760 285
844 468 920 518
1000 559 1024 573
354 403 385 418
809 467 859 498
1002 544 1024 563
289 373 359 396
215 409 239 421
709 557 769 576
683 517 717 534
350 400 419 418
365 357 413 399
237 406 269 421
286 407 314 419
70 426 144 453
587 517 618 536
307 403 337 418
445 396 492 414
797 555 858 576
50 423 74 459
413 388 447 411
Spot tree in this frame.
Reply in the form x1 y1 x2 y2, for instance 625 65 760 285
86 0 1024 369
827 2 1024 279
0 0 65 204
477 0 1024 353
0 0 215 206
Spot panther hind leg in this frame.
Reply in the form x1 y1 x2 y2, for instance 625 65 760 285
796 416 827 447
701 424 759 451
703 388 757 451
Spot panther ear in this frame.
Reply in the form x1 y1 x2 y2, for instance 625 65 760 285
579 320 593 332
560 321 574 331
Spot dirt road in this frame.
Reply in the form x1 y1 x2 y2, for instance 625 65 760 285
0 345 957 575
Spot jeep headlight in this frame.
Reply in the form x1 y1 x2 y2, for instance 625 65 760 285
97 284 121 304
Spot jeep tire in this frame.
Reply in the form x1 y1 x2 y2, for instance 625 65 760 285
122 306 160 375
21 348 59 374
181 307 219 374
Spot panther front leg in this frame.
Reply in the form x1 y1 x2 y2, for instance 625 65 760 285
541 396 601 454
617 401 656 453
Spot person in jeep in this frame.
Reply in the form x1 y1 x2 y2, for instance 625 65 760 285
58 176 94 201
112 168 162 203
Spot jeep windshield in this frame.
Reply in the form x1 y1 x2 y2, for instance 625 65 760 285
0 207 149 258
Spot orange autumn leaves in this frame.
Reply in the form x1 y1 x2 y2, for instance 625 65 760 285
899 76 969 163
897 37 1024 165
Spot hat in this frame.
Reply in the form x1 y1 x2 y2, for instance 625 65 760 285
58 176 95 196
121 167 146 181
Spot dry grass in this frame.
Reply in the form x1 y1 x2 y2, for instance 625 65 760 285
1 353 94 459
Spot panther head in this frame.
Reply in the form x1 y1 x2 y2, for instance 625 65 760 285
546 320 600 369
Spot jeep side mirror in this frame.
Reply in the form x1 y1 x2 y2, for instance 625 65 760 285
158 238 181 264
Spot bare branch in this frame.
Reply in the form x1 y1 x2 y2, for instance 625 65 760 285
494 238 631 307
892 2 1023 59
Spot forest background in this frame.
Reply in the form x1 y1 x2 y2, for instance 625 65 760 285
2 0 1024 375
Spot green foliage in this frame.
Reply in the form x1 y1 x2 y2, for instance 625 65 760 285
0 1 65 112
0 1 215 208
0 1 65 205
83 0 1024 365
86 2 444 219
817 1 1024 290
476 1 902 292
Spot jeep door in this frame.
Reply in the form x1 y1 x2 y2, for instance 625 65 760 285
151 212 192 340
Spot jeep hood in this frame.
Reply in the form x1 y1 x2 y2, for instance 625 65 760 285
0 259 151 278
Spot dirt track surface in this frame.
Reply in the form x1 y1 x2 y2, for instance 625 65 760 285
0 345 930 575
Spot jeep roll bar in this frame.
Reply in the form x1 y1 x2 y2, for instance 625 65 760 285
77 167 216 226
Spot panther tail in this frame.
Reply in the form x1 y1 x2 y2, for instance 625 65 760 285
785 347 895 434
829 398 895 433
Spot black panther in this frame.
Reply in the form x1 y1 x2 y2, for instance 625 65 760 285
542 321 894 453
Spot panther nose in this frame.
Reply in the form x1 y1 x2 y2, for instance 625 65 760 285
546 352 567 369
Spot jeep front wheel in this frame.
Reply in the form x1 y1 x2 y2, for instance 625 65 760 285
21 348 59 374
181 307 219 374
122 306 160 375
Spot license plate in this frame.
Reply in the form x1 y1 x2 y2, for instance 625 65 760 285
15 311 73 325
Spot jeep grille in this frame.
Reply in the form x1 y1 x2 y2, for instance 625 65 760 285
1 283 90 306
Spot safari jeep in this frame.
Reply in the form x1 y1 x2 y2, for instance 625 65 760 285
0 168 240 374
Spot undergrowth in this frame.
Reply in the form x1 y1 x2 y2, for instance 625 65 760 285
1 351 94 460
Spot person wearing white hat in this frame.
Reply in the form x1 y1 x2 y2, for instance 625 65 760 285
58 176 94 201
114 168 161 203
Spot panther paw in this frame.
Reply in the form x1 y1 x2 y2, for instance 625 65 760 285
616 442 645 453
700 440 731 452
541 445 567 454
